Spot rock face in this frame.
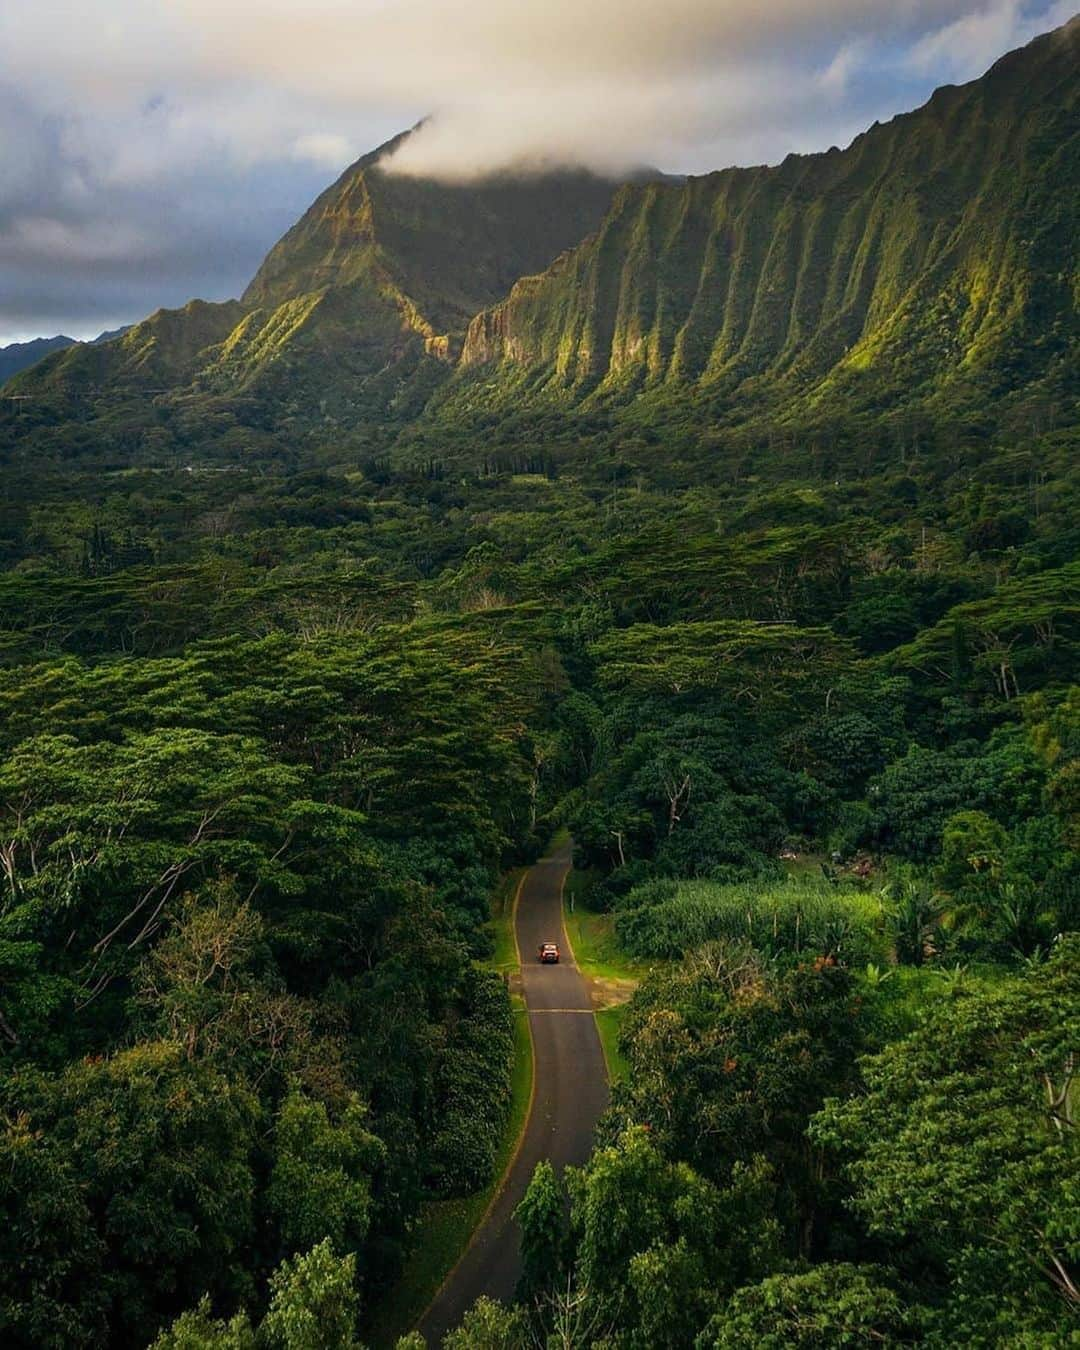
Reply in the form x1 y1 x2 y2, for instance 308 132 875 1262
457 16 1078 421
4 16 1077 457
244 133 623 336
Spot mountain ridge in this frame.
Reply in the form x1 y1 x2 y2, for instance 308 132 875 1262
0 337 76 386
2 139 625 441
451 15 1078 427
3 15 1077 461
0 326 138 388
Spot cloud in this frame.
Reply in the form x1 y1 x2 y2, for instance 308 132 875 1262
292 133 355 169
819 41 872 98
908 0 1076 76
5 218 154 266
166 0 1071 178
0 0 1071 340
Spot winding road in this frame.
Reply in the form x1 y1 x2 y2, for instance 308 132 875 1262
417 841 609 1345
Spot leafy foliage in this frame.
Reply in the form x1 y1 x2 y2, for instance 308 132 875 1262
811 940 1080 1342
702 1264 923 1348
613 876 885 965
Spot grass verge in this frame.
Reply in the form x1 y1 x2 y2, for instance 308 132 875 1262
482 867 526 976
367 996 533 1347
562 899 650 985
561 860 641 1086
594 1005 630 1083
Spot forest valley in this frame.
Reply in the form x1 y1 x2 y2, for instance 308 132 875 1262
0 404 1076 1349
1 15 1078 1348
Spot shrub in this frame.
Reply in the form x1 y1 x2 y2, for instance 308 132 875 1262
425 969 514 1195
614 877 886 966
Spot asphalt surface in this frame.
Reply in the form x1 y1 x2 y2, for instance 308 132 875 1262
416 841 609 1346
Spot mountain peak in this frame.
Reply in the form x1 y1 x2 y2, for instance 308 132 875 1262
3 15 1076 458
242 137 624 333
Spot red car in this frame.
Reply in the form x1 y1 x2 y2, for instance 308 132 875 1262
538 942 560 964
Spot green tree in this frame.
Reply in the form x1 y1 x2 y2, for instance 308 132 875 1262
568 1126 780 1346
881 875 944 967
267 1087 384 1259
0 727 309 1025
811 938 1080 1341
440 1296 528 1350
0 1109 104 1348
260 1241 361 1350
2 1041 258 1345
514 1160 569 1303
151 1297 257 1350
153 1242 360 1350
611 950 863 1255
703 1264 923 1348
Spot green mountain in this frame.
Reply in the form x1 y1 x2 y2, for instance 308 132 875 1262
0 327 135 388
0 336 76 385
4 17 1077 461
2 140 620 450
453 16 1078 427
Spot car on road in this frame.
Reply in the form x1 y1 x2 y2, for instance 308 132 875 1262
538 942 560 964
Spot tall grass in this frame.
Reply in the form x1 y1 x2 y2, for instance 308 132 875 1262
614 875 887 966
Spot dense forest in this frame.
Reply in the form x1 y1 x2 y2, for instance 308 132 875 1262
2 15 1078 1350
2 395 1077 1347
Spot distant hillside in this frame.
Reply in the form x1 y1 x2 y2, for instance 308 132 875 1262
3 16 1077 462
0 327 135 388
0 336 75 385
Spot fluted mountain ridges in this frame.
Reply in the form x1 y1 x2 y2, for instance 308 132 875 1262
5 16 1077 457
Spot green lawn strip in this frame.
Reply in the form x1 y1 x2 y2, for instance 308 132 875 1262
562 901 651 985
594 1005 630 1083
481 867 526 976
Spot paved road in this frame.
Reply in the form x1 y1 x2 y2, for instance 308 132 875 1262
417 841 609 1346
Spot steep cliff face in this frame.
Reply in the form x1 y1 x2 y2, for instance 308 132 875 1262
459 17 1078 418
5 136 622 438
214 152 623 404
4 18 1077 459
245 137 622 338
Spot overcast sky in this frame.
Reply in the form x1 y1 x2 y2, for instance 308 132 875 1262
0 0 1074 344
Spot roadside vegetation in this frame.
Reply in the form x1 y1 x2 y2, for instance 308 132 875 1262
592 1008 630 1084
368 992 533 1347
562 886 650 985
481 868 526 978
